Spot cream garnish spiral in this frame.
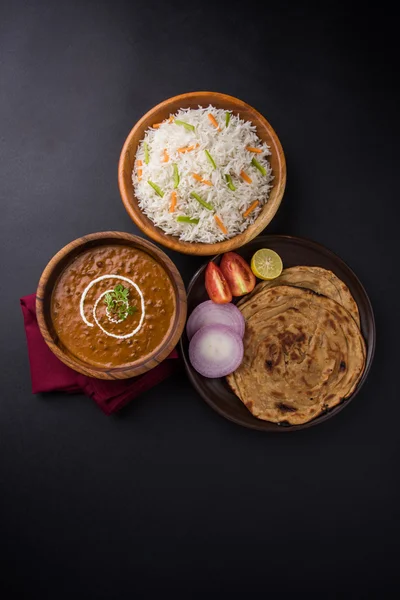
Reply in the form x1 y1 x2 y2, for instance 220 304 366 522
79 275 145 339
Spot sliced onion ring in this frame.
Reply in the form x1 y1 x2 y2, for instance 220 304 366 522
189 324 244 378
186 300 245 340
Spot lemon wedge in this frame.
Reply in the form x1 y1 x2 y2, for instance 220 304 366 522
251 249 283 280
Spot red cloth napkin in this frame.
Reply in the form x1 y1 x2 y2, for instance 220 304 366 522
20 294 180 415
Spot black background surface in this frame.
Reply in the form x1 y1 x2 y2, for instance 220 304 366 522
1 1 399 598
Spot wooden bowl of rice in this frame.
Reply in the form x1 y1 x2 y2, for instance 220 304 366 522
118 92 286 256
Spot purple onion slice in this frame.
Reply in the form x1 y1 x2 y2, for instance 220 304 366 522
186 300 245 340
189 324 244 378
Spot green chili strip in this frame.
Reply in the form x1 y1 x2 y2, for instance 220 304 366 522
176 216 200 224
173 163 180 189
225 174 236 191
148 180 164 197
251 157 267 176
225 112 231 127
174 119 195 132
144 142 149 165
204 149 216 169
190 191 213 211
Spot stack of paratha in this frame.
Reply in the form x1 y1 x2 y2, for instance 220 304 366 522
226 267 366 425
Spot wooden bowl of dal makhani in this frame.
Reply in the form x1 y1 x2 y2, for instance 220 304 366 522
36 232 186 379
119 92 286 256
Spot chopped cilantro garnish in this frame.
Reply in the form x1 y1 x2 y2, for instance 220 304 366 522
104 284 136 322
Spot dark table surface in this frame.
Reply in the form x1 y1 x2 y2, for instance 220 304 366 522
1 2 398 598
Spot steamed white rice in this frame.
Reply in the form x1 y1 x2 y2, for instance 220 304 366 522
132 105 273 243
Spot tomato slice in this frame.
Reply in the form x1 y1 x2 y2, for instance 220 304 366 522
205 262 232 304
220 252 256 296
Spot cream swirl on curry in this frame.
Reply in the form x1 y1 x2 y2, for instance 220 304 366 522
80 275 146 339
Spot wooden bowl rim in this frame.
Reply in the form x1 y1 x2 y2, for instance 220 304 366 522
36 231 187 380
118 91 286 256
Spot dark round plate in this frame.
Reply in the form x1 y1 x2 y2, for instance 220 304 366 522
180 235 375 432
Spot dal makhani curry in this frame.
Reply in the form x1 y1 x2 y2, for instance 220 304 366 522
51 245 175 368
